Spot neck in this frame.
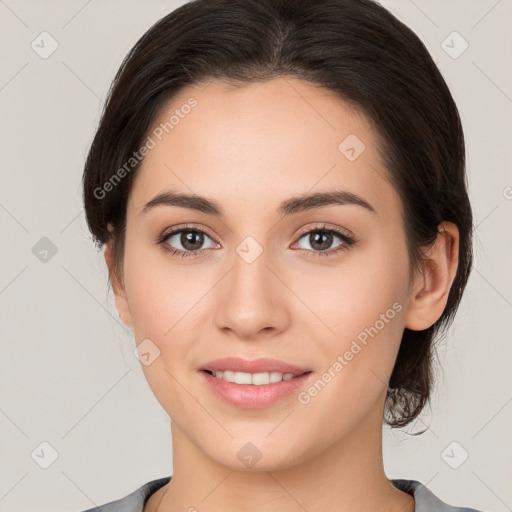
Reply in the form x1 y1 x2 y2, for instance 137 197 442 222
151 393 414 512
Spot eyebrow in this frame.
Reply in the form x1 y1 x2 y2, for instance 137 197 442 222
142 188 376 216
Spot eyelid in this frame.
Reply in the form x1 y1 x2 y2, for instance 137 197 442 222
159 223 219 242
294 222 354 241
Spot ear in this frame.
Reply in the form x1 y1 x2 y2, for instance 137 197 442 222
404 221 459 331
104 234 133 328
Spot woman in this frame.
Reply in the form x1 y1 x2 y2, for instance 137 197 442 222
80 0 482 510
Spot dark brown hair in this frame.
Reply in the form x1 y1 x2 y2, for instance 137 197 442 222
82 0 473 428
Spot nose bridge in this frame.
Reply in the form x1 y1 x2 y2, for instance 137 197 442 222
213 231 289 337
228 233 275 305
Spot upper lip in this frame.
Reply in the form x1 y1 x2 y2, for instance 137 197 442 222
200 357 310 375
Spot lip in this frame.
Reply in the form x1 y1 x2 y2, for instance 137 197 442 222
200 357 310 375
200 370 313 409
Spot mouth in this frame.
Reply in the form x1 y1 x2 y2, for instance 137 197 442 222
202 369 311 385
199 356 311 376
198 357 314 408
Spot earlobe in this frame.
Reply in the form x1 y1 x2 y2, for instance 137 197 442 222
404 221 459 331
104 238 133 328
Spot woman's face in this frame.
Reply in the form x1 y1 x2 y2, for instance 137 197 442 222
111 77 419 470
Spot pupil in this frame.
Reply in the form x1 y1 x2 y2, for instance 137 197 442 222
182 231 203 250
311 232 332 251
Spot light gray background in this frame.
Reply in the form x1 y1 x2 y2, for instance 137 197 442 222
1 1 511 511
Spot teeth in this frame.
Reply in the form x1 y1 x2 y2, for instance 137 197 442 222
210 370 297 385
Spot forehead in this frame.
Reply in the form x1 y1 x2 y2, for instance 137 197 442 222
128 77 397 218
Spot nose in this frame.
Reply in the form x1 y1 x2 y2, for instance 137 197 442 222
213 241 291 340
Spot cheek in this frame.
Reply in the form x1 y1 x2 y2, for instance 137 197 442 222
294 287 407 444
122 237 208 401
123 247 200 416
299 234 409 347
122 233 198 336
294 232 410 399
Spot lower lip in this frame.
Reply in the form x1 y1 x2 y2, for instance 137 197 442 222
200 370 313 409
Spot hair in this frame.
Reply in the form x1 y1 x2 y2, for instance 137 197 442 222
82 0 473 428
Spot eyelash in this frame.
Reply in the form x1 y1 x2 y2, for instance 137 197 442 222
155 223 357 260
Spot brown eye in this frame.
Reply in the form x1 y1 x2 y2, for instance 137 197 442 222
158 225 219 258
177 230 205 251
293 225 356 258
302 231 337 251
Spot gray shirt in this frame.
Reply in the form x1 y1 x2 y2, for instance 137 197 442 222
79 476 485 512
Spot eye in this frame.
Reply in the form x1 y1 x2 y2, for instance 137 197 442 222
156 223 357 259
292 224 357 258
156 224 219 258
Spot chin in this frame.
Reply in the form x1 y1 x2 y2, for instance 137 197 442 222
202 435 310 473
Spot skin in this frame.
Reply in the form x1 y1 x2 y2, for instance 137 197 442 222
104 76 459 512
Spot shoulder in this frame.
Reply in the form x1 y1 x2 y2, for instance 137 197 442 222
78 476 171 512
391 479 487 512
